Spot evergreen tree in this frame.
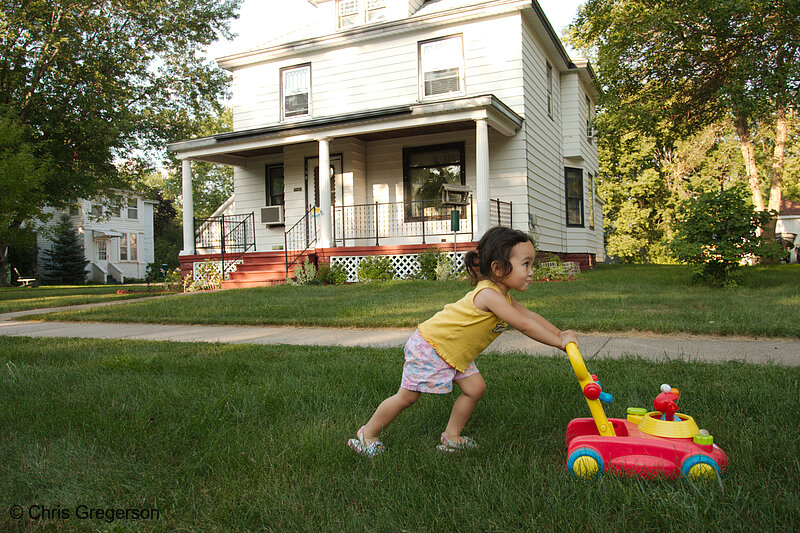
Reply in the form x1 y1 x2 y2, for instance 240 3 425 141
42 214 89 284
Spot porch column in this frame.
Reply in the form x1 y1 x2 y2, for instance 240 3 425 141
475 118 490 237
318 137 332 248
180 158 195 256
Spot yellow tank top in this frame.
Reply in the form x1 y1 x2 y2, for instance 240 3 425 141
417 280 511 372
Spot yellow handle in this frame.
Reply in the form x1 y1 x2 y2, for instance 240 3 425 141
566 342 616 437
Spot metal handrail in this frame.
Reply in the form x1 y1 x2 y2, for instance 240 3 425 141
194 213 256 279
284 205 318 278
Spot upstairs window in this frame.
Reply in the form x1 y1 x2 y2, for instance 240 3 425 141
419 35 464 99
586 95 594 140
127 198 138 219
338 0 360 27
337 0 386 28
281 64 311 120
366 0 387 22
565 167 584 227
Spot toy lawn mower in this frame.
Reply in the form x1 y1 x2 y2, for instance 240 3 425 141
564 343 728 480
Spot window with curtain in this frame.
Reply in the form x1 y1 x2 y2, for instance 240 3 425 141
281 65 310 119
419 35 464 99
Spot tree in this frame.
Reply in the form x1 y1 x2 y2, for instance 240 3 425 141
0 0 241 282
568 0 800 213
0 108 51 284
42 214 90 284
670 185 781 285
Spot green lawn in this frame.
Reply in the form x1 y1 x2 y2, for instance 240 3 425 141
1 337 798 531
0 285 175 314
25 264 800 338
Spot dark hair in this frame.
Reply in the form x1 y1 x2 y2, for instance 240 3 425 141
464 226 533 285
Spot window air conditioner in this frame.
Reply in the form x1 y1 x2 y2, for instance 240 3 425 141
260 205 284 225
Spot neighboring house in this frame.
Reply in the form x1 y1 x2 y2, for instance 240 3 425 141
776 199 800 263
37 192 157 283
169 0 604 286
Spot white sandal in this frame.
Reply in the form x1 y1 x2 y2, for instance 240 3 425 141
347 426 385 457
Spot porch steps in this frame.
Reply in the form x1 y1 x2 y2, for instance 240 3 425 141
221 251 307 289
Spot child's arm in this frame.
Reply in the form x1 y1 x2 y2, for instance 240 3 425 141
474 289 578 350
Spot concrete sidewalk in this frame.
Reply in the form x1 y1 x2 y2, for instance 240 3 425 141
1 298 797 366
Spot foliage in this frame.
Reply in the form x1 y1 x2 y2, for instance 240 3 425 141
357 256 395 282
183 259 221 292
41 214 89 285
0 1 240 280
416 248 442 280
434 254 458 281
288 259 320 286
670 186 783 285
0 108 51 284
568 0 800 216
532 256 579 282
317 262 348 285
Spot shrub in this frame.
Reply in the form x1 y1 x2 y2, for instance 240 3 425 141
416 248 444 280
358 255 395 282
288 259 320 285
670 185 783 286
317 261 348 285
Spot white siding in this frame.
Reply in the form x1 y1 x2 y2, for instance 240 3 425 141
521 16 565 253
230 15 525 131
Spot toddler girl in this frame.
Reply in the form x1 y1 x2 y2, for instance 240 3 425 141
348 226 578 456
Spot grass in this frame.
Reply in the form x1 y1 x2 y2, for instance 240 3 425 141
0 285 175 314
25 264 800 338
1 336 798 532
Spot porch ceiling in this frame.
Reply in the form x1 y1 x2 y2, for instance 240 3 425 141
168 94 523 166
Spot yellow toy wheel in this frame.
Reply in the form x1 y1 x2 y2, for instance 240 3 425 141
568 448 604 479
681 455 720 481
686 462 716 480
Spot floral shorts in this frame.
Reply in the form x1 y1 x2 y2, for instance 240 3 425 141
400 329 479 394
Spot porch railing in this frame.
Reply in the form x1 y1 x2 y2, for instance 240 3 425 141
332 197 469 247
284 205 319 277
194 213 256 279
331 197 511 248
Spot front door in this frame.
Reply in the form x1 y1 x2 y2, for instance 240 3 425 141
305 154 343 211
94 238 108 282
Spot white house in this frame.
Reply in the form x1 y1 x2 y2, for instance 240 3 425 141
37 192 157 283
776 199 800 263
169 0 604 287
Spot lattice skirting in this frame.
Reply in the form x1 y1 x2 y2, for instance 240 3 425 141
331 252 467 282
192 260 243 282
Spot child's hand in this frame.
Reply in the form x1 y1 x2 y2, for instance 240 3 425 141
558 330 579 351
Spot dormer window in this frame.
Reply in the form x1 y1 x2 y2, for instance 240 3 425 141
419 35 464 99
337 0 385 29
281 64 311 120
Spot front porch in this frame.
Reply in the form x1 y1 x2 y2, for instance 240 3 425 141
170 94 524 259
182 195 511 286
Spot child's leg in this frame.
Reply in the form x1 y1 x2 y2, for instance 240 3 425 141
443 373 486 442
363 387 421 444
